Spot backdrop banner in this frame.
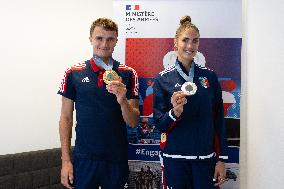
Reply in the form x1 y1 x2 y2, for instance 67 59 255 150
113 1 241 188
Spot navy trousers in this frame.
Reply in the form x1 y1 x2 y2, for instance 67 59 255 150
73 154 129 189
162 156 219 189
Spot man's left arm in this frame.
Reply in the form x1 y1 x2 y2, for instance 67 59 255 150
106 80 139 127
119 98 139 127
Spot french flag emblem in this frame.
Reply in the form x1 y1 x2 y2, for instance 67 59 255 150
199 77 210 88
126 5 140 10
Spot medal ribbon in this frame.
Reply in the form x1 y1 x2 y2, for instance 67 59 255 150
93 54 113 71
175 60 195 82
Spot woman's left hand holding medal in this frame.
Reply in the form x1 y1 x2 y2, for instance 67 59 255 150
106 78 127 105
170 91 187 118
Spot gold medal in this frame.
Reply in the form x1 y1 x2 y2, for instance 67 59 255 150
160 133 167 143
103 70 119 85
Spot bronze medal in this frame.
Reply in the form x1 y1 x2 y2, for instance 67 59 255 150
103 70 119 85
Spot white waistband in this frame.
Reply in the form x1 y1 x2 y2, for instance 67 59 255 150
162 152 216 160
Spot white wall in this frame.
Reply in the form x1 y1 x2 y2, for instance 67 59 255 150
0 0 112 155
241 0 284 188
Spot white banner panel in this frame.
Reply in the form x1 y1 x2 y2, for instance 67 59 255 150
113 0 241 63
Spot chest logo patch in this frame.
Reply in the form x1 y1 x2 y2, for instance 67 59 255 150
199 77 209 88
82 77 90 83
174 83 181 88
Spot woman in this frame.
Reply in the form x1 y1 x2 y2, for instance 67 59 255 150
153 15 228 189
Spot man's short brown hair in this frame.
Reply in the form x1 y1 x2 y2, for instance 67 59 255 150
90 18 118 36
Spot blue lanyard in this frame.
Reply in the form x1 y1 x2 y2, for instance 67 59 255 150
175 60 195 82
93 55 113 71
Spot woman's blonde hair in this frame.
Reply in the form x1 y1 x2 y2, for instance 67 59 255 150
175 15 200 40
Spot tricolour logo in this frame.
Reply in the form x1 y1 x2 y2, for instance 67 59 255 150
199 77 210 88
126 5 140 11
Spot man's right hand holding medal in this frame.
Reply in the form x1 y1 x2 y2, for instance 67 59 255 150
106 79 127 105
170 91 187 118
106 77 140 128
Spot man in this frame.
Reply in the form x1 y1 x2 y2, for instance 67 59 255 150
145 166 154 189
58 18 139 189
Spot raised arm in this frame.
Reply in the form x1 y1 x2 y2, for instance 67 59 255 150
106 80 139 127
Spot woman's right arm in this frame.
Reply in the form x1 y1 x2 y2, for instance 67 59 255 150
153 78 177 132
